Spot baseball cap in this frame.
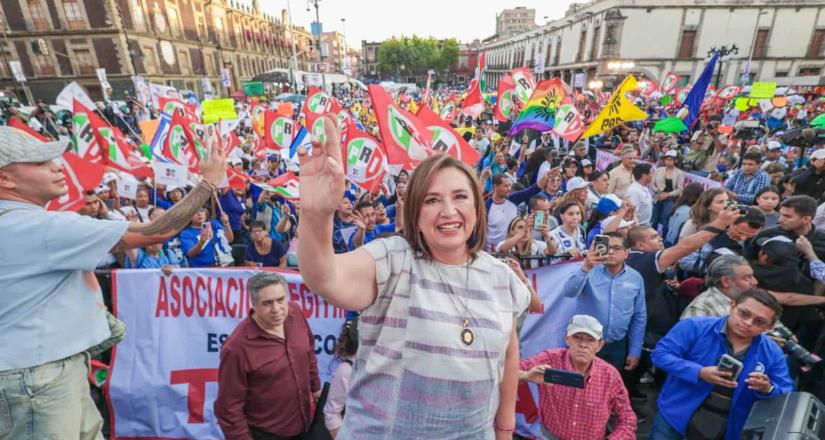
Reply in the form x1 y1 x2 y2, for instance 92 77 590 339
228 157 242 165
664 150 679 158
596 194 623 214
581 159 593 167
811 149 825 161
566 315 603 340
767 141 782 151
566 176 588 192
0 126 69 168
756 235 799 265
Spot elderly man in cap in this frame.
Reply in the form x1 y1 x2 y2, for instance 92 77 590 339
519 315 636 440
0 126 226 439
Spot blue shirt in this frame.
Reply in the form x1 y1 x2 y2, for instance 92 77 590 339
0 200 128 370
651 317 794 440
723 169 771 205
179 220 231 267
348 223 395 250
124 248 174 269
561 263 647 357
219 191 246 231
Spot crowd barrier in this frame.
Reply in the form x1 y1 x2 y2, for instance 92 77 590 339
97 263 584 439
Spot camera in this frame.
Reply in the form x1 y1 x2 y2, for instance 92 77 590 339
733 120 765 140
727 201 748 215
767 324 822 372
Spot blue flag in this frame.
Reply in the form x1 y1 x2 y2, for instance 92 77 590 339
679 51 719 129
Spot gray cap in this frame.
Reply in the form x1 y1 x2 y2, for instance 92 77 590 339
566 314 604 340
0 126 69 168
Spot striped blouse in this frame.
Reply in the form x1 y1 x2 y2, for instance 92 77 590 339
336 236 530 439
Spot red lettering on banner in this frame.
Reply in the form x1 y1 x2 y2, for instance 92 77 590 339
239 279 248 318
170 276 182 317
182 276 195 317
515 382 539 424
227 278 238 317
206 277 214 317
155 278 170 317
195 277 208 316
300 284 313 319
288 281 300 303
169 368 219 424
214 278 226 317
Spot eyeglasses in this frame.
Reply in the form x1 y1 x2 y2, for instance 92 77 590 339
606 245 626 253
733 307 771 328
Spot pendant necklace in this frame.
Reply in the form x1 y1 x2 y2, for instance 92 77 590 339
436 261 475 346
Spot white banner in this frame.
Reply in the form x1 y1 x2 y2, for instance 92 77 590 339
595 149 721 190
109 268 347 439
151 161 189 187
9 60 26 83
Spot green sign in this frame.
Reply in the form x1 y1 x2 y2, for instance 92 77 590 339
242 81 265 96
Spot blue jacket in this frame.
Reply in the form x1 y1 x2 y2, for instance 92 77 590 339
651 316 794 440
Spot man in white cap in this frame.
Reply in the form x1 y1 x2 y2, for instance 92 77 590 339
761 140 786 170
0 126 226 439
519 314 636 440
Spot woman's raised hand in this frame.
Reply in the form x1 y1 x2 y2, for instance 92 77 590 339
298 115 345 219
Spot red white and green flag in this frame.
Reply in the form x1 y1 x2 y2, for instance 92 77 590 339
416 105 480 166
440 93 459 124
368 84 433 169
253 172 300 200
494 74 516 122
511 67 537 106
461 79 484 119
72 99 105 164
552 96 586 142
159 112 203 173
92 122 154 178
264 110 297 151
340 121 388 192
46 151 106 212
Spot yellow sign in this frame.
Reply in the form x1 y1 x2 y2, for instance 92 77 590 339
582 75 648 138
735 97 751 112
750 82 777 99
201 98 237 124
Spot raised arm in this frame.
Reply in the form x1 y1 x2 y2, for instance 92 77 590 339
297 116 377 311
111 139 226 252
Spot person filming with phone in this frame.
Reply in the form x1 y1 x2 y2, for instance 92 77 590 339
518 314 637 440
650 289 794 440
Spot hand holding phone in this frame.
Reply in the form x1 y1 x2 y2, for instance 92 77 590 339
533 211 545 230
543 368 585 388
593 234 610 257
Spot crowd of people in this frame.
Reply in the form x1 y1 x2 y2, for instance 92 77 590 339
3 77 825 440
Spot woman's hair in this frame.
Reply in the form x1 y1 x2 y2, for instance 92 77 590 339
506 215 527 238
588 170 605 182
402 154 486 259
669 182 704 216
755 185 781 202
333 317 359 361
556 200 583 219
689 188 727 226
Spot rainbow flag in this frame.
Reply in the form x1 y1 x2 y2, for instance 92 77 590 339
508 78 566 136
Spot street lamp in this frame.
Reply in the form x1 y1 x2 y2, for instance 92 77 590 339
707 44 739 88
588 79 604 90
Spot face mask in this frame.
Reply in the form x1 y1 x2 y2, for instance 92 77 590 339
716 163 728 172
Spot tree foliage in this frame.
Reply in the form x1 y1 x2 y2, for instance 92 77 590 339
377 36 459 77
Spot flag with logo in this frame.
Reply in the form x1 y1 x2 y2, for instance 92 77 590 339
368 84 433 169
158 96 199 122
581 75 649 138
72 99 105 164
475 51 486 92
552 96 585 142
89 117 154 178
494 74 517 122
46 152 106 212
249 101 267 137
508 78 566 136
661 72 681 94
416 105 481 166
264 110 297 151
158 112 203 173
440 93 459 124
461 79 484 119
302 86 336 130
637 78 659 97
511 67 537 105
717 85 743 101
253 172 300 200
340 121 388 192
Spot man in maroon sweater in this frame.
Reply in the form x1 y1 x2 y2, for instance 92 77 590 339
215 272 321 440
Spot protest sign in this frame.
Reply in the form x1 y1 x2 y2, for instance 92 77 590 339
151 161 189 187
750 82 777 99
201 98 238 124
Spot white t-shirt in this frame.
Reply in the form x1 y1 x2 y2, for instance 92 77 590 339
548 226 586 256
495 239 548 268
625 181 653 226
537 160 553 183
120 205 152 223
487 200 519 250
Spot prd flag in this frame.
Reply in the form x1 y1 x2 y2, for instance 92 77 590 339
9 118 50 142
461 79 484 119
508 78 566 136
72 99 105 164
581 75 649 138
440 93 459 123
416 105 481 165
46 152 106 212
511 67 536 105
494 74 516 122
264 110 297 150
661 72 681 94
254 172 300 200
367 84 433 169
340 121 388 192
552 96 585 142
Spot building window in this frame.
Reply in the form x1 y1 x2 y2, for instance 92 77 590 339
554 38 561 65
33 53 55 76
590 26 600 60
753 29 769 59
143 46 157 73
131 0 145 30
576 30 587 62
28 0 51 31
678 29 696 58
178 50 189 74
799 66 822 76
74 49 96 74
204 53 213 75
63 0 85 29
167 9 180 37
775 71 788 78
807 29 825 58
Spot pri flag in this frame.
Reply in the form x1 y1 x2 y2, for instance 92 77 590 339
661 72 681 94
494 74 516 122
341 121 388 192
416 105 481 165
224 166 251 190
440 93 459 124
264 110 297 150
717 85 743 101
254 172 300 200
72 99 105 164
552 96 585 142
461 79 484 119
637 78 659 97
508 78 566 135
46 152 106 212
368 84 433 169
581 75 649 138
158 96 199 122
160 112 204 173
93 123 154 178
511 67 537 105
302 86 335 131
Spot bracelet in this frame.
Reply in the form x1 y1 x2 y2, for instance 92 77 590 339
493 422 515 433
700 225 725 234
199 178 217 192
